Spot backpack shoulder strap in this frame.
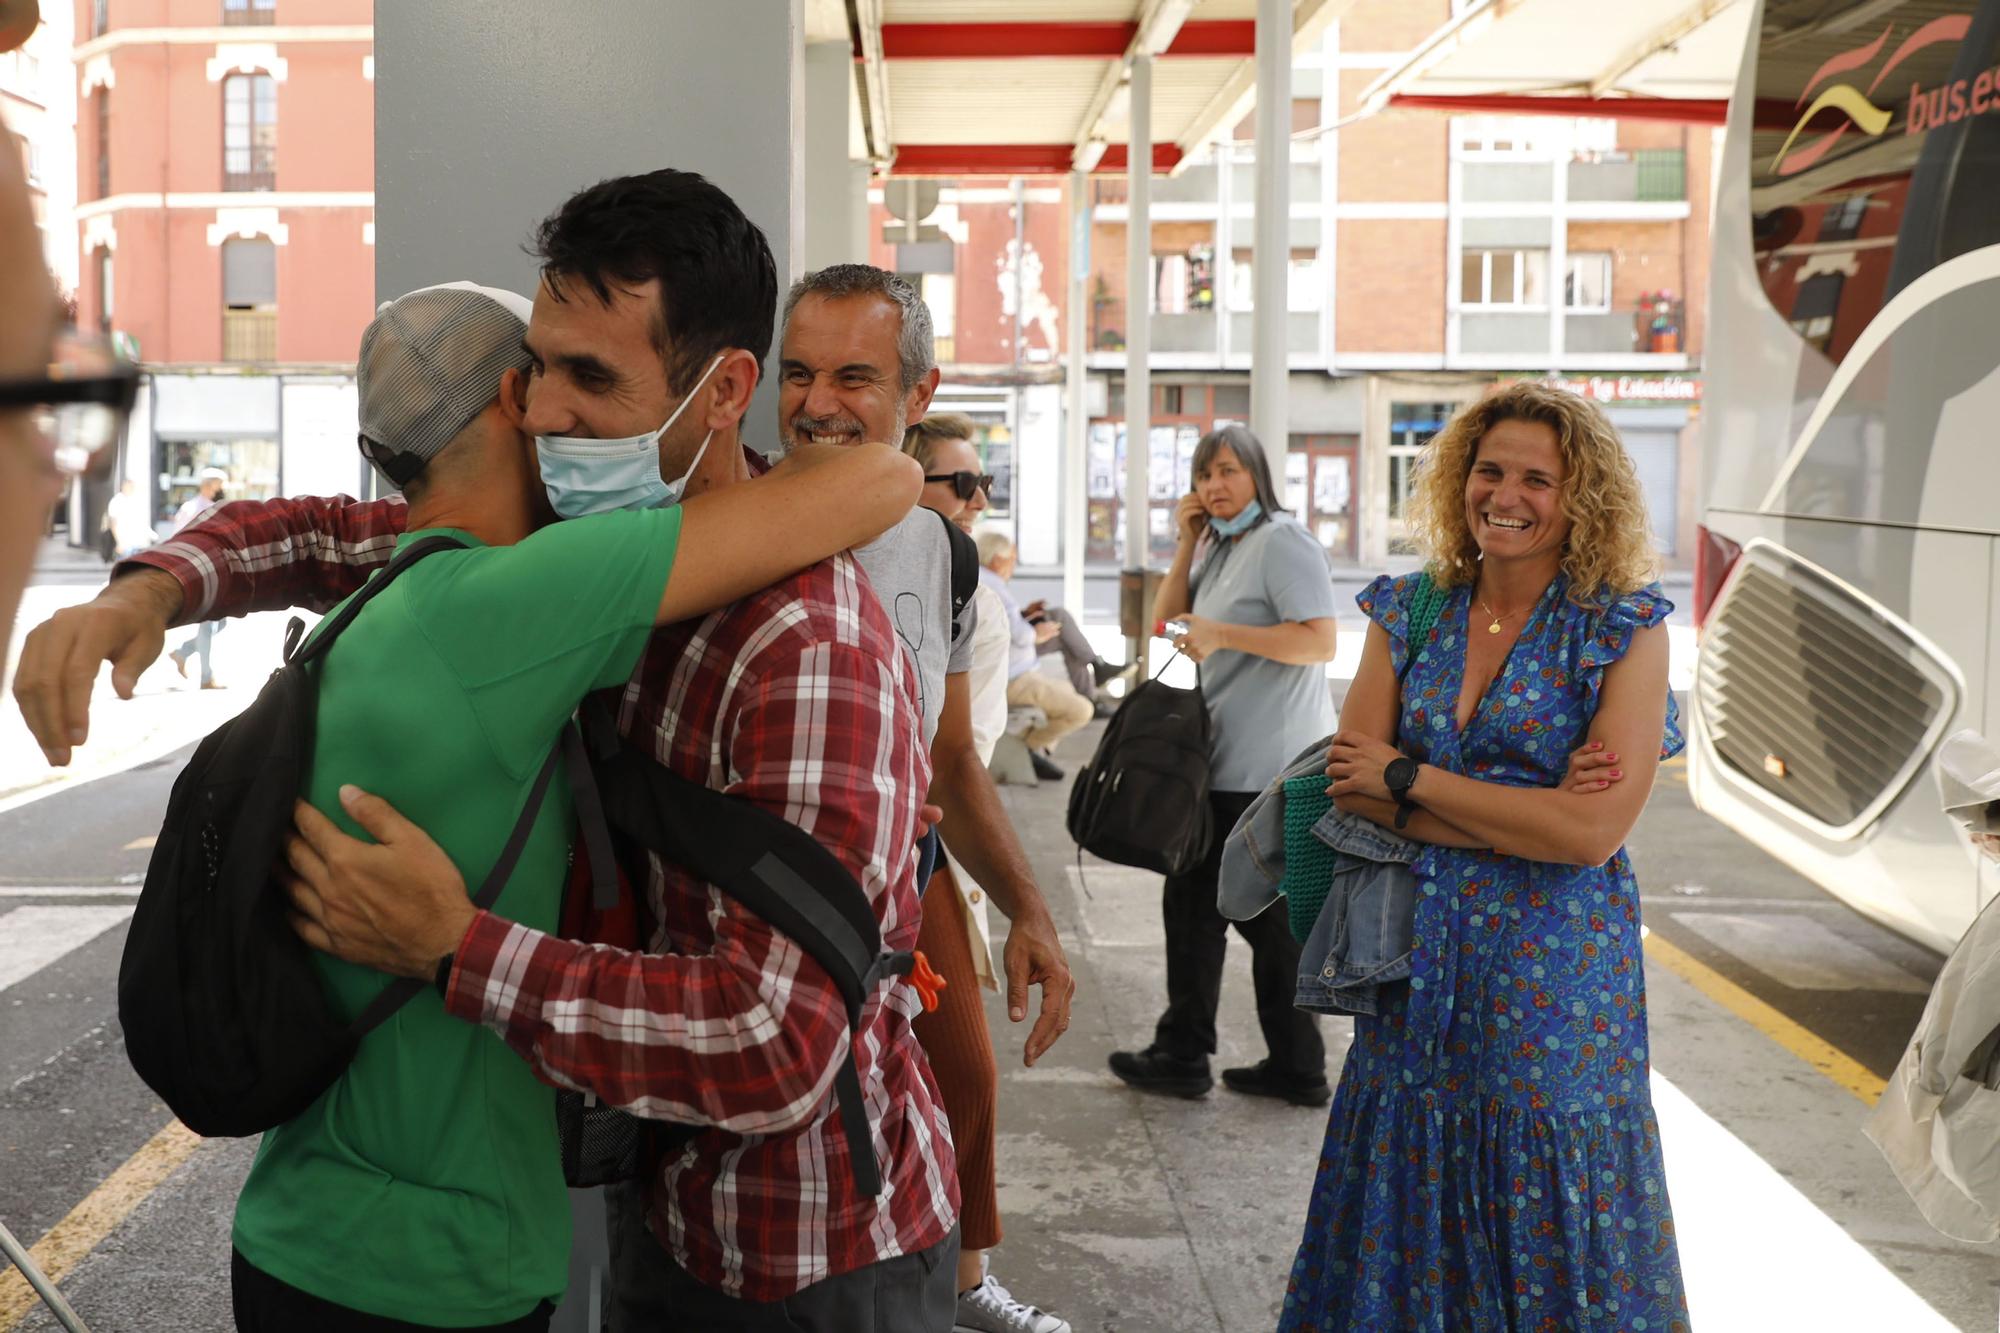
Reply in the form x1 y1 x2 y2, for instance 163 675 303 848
347 720 569 1039
935 509 979 645
291 534 466 667
590 747 884 1014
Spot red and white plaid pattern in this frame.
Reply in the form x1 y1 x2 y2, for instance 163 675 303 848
127 484 959 1299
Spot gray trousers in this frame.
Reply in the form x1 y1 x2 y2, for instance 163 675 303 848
606 1180 959 1333
1034 605 1099 696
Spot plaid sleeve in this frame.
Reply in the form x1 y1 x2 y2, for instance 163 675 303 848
445 639 920 1135
118 494 409 624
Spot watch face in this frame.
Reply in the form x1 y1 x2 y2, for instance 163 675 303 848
1385 757 1418 793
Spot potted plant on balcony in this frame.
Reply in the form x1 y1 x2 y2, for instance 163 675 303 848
1639 290 1682 353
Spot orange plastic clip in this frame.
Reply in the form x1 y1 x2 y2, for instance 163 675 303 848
909 950 948 1013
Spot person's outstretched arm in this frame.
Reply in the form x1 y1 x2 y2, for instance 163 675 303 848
13 494 407 764
658 441 919 624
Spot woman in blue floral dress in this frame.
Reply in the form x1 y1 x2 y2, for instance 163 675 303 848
1283 383 1690 1332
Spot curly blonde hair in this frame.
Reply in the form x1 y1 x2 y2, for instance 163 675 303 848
1405 382 1658 606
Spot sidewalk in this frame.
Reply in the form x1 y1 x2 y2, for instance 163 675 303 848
2 547 315 818
977 747 1326 1332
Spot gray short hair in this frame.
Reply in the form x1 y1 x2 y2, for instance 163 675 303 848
782 264 936 392
974 525 1015 566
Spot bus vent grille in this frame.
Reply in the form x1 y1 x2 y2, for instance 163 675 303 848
1697 554 1951 833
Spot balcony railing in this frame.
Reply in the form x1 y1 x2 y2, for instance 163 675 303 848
224 3 277 25
1566 149 1687 204
224 164 275 192
222 309 277 362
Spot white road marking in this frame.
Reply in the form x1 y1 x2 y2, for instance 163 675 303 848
0 906 135 992
0 886 141 898
1667 911 1933 994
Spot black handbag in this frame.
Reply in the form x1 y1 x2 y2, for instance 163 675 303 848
1066 649 1214 878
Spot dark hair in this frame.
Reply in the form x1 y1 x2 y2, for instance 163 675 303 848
1191 424 1283 523
529 170 777 394
782 265 936 391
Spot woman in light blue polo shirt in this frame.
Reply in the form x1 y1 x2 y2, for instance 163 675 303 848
1107 425 1340 1107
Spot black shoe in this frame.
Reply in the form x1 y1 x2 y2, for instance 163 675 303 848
1093 659 1138 688
1091 697 1116 720
1030 750 1065 781
1108 1046 1213 1099
1221 1059 1331 1107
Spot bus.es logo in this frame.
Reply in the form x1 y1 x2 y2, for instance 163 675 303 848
1773 15 1977 176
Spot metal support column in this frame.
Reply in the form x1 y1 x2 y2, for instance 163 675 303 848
1123 54 1153 667
1064 168 1090 619
1251 0 1291 491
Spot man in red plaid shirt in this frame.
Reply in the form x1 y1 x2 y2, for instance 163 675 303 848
16 172 963 1331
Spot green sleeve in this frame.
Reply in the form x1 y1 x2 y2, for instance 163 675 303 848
410 508 680 774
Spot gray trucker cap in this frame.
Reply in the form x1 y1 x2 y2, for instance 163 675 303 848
356 281 534 487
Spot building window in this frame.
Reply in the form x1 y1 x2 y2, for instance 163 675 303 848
1457 116 1562 158
92 0 110 39
1818 196 1869 241
1228 249 1324 311
1460 249 1549 308
222 237 278 361
94 89 110 199
94 247 113 333
1789 272 1843 352
1388 402 1455 527
223 0 277 24
1565 253 1613 311
223 72 277 191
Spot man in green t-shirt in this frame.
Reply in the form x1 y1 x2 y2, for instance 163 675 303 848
227 283 920 1330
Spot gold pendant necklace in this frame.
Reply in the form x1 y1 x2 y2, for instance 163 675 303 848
1478 595 1509 635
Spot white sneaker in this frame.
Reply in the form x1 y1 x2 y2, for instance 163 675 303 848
954 1272 1072 1333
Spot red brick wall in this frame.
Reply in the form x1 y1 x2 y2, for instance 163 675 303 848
1337 219 1446 352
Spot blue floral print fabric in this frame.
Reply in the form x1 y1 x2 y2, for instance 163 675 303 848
1279 571 1690 1333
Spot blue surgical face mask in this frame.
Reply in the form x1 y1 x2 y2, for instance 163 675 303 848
535 354 724 518
1209 499 1264 538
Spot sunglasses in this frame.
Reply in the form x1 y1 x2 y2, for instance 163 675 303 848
0 334 141 478
924 471 995 501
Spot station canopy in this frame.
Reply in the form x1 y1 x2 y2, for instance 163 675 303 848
809 0 1343 177
1355 0 1756 125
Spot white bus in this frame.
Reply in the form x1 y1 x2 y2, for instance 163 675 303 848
1690 0 2000 952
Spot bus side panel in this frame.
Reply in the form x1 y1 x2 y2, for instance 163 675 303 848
1689 515 1985 952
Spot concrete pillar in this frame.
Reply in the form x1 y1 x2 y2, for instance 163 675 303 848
805 40 871 271
1124 53 1152 661
1063 169 1090 618
374 0 806 436
1251 0 1291 490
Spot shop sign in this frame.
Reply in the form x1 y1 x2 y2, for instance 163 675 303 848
1502 374 1703 404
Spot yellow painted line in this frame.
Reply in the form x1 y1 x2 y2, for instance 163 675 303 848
120 835 156 852
0 1120 202 1331
1645 933 1886 1104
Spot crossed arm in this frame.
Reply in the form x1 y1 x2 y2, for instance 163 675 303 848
1326 620 1669 866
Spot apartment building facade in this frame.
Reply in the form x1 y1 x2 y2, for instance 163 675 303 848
71 0 374 531
1086 0 1713 569
880 0 1714 574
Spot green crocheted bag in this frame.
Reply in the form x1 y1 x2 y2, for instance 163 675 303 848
1280 570 1444 944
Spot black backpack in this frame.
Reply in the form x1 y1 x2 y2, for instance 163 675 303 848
1066 651 1215 878
119 536 566 1138
553 699 917 1199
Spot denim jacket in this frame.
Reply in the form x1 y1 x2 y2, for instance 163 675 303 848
1292 809 1417 1016
1217 734 1419 1017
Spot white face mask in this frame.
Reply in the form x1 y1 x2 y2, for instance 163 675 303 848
534 354 724 519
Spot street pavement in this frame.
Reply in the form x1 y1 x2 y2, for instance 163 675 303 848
0 550 1995 1332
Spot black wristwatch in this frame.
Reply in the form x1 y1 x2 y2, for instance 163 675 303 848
1384 757 1420 830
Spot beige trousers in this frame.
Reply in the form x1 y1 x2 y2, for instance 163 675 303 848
1004 668 1094 752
